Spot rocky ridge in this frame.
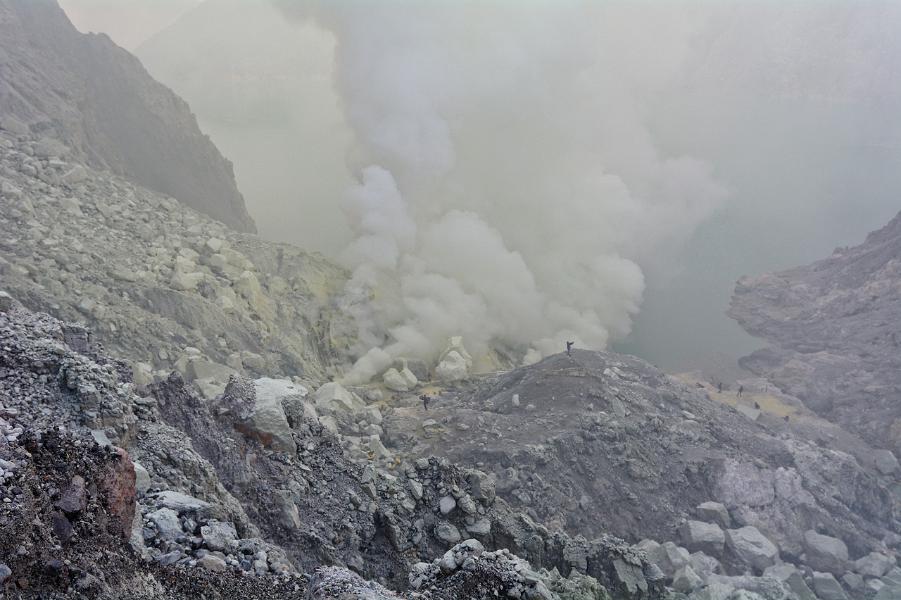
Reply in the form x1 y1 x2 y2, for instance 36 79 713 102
729 210 901 454
0 0 256 232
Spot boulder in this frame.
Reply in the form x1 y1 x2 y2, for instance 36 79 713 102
198 554 227 573
147 507 181 541
725 526 779 571
131 362 153 389
439 496 456 514
435 521 461 545
854 552 896 578
873 450 899 475
690 551 722 581
802 530 848 575
672 565 703 593
697 501 732 528
238 378 297 454
200 520 237 551
169 270 204 292
314 382 366 415
811 571 849 600
763 564 817 600
435 337 473 381
254 377 311 429
150 491 211 516
133 461 151 495
643 541 691 577
435 350 469 382
841 572 865 595
361 405 383 426
680 520 725 556
383 367 417 392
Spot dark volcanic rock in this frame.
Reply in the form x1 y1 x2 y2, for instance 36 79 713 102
384 349 897 562
729 210 901 454
0 0 255 232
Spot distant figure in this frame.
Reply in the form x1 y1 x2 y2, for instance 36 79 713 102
784 415 790 422
754 401 760 409
737 385 744 398
717 382 723 394
420 394 430 411
566 341 575 356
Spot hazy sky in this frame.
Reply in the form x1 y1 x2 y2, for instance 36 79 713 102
60 0 901 377
59 0 201 49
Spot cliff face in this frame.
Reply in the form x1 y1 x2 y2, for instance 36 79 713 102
0 0 256 232
730 211 901 451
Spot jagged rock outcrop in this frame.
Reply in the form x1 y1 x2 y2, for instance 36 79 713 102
0 128 355 383
729 210 901 455
0 0 255 232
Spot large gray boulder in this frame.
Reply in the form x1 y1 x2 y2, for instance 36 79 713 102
200 520 237 552
239 378 297 454
147 507 182 541
254 377 312 430
680 520 725 557
763 564 817 600
811 571 849 600
725 527 779 572
314 382 366 415
873 450 899 475
642 541 691 578
696 501 732 529
672 565 703 593
802 530 848 575
854 552 896 578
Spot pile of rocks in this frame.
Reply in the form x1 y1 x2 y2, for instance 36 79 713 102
635 499 901 599
0 127 355 386
140 489 292 576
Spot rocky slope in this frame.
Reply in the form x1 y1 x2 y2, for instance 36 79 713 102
0 296 664 599
374 350 899 598
0 0 255 232
0 126 356 387
729 211 901 455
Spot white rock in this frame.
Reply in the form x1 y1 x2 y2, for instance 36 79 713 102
314 382 366 415
383 367 417 392
241 378 298 454
435 350 469 382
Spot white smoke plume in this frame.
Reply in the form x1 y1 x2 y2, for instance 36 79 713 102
276 2 728 381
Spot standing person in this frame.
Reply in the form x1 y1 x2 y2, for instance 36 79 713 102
420 394 430 411
566 341 574 356
737 385 744 398
717 382 723 394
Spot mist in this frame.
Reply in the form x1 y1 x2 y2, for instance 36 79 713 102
63 0 901 379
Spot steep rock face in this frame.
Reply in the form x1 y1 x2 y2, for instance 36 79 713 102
729 211 901 452
0 0 256 232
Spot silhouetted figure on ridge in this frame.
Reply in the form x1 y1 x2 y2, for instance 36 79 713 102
566 341 574 356
737 385 744 398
